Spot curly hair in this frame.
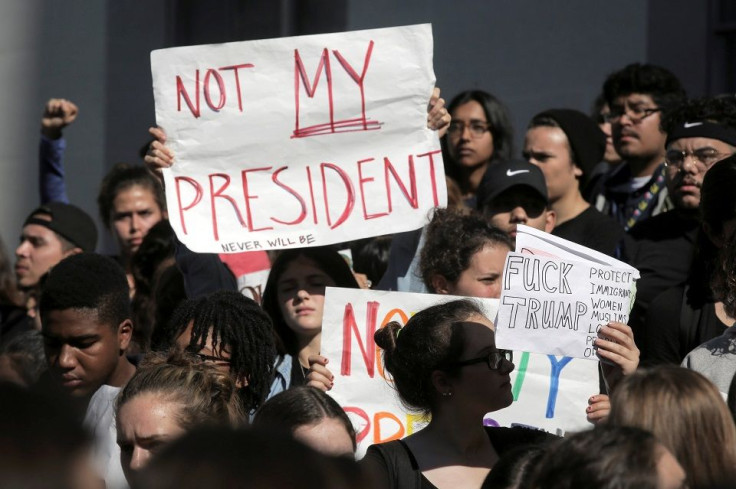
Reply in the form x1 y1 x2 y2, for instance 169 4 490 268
374 299 484 415
97 162 166 229
603 63 686 113
420 208 512 292
661 94 736 135
165 291 277 412
39 253 130 329
116 351 246 429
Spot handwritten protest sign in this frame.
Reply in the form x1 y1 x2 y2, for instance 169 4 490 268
150 24 446 253
321 287 597 458
495 225 639 360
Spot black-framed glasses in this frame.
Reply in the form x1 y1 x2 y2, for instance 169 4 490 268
448 121 491 139
195 353 232 367
664 148 732 171
448 350 513 370
604 106 660 124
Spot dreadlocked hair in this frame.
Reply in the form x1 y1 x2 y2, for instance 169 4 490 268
166 290 277 412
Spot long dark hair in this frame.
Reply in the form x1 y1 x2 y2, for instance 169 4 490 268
253 385 356 452
261 247 359 356
444 90 514 182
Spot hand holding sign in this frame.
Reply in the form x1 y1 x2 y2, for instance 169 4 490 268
145 126 174 186
595 321 640 391
151 24 448 252
306 354 334 392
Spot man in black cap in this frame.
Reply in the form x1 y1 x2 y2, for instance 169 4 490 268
524 109 624 255
15 202 97 290
476 159 556 244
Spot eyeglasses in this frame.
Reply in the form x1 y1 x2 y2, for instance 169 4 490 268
195 353 232 367
448 350 513 370
664 148 732 172
604 106 660 124
448 121 491 139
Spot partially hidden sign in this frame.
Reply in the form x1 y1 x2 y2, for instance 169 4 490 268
321 287 598 458
151 24 446 253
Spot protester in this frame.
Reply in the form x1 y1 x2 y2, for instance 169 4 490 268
444 90 514 205
419 208 512 298
608 366 736 488
97 163 167 292
0 329 45 386
622 96 736 351
591 63 686 229
476 159 556 244
528 425 686 489
682 230 736 393
362 299 554 488
15 202 97 290
129 220 177 353
0 234 29 345
0 383 100 489
583 95 624 201
39 253 136 488
349 235 392 288
136 427 359 489
166 290 278 412
524 108 624 255
38 98 78 204
261 247 359 389
253 385 356 457
642 154 736 364
115 351 246 485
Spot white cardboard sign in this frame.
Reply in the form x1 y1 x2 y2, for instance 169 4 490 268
150 24 446 253
321 287 598 458
495 225 639 360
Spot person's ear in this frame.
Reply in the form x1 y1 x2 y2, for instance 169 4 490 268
161 209 169 220
572 164 583 178
544 209 557 232
117 319 133 352
430 369 454 399
431 275 451 294
62 247 83 259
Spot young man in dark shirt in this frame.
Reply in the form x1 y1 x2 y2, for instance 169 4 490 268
524 108 624 256
590 63 686 230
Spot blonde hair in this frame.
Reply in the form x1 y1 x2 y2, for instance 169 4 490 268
116 351 247 429
609 366 736 488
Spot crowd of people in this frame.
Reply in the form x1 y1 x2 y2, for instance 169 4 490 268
1 60 736 489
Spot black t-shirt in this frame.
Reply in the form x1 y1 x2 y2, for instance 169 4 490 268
552 206 624 256
362 426 555 489
620 210 700 353
643 285 729 365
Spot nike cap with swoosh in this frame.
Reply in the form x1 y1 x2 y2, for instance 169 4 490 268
476 159 548 211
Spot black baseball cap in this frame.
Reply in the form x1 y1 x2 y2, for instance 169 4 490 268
476 159 548 211
23 202 97 252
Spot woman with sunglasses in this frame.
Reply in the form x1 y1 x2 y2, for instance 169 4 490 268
363 299 553 489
